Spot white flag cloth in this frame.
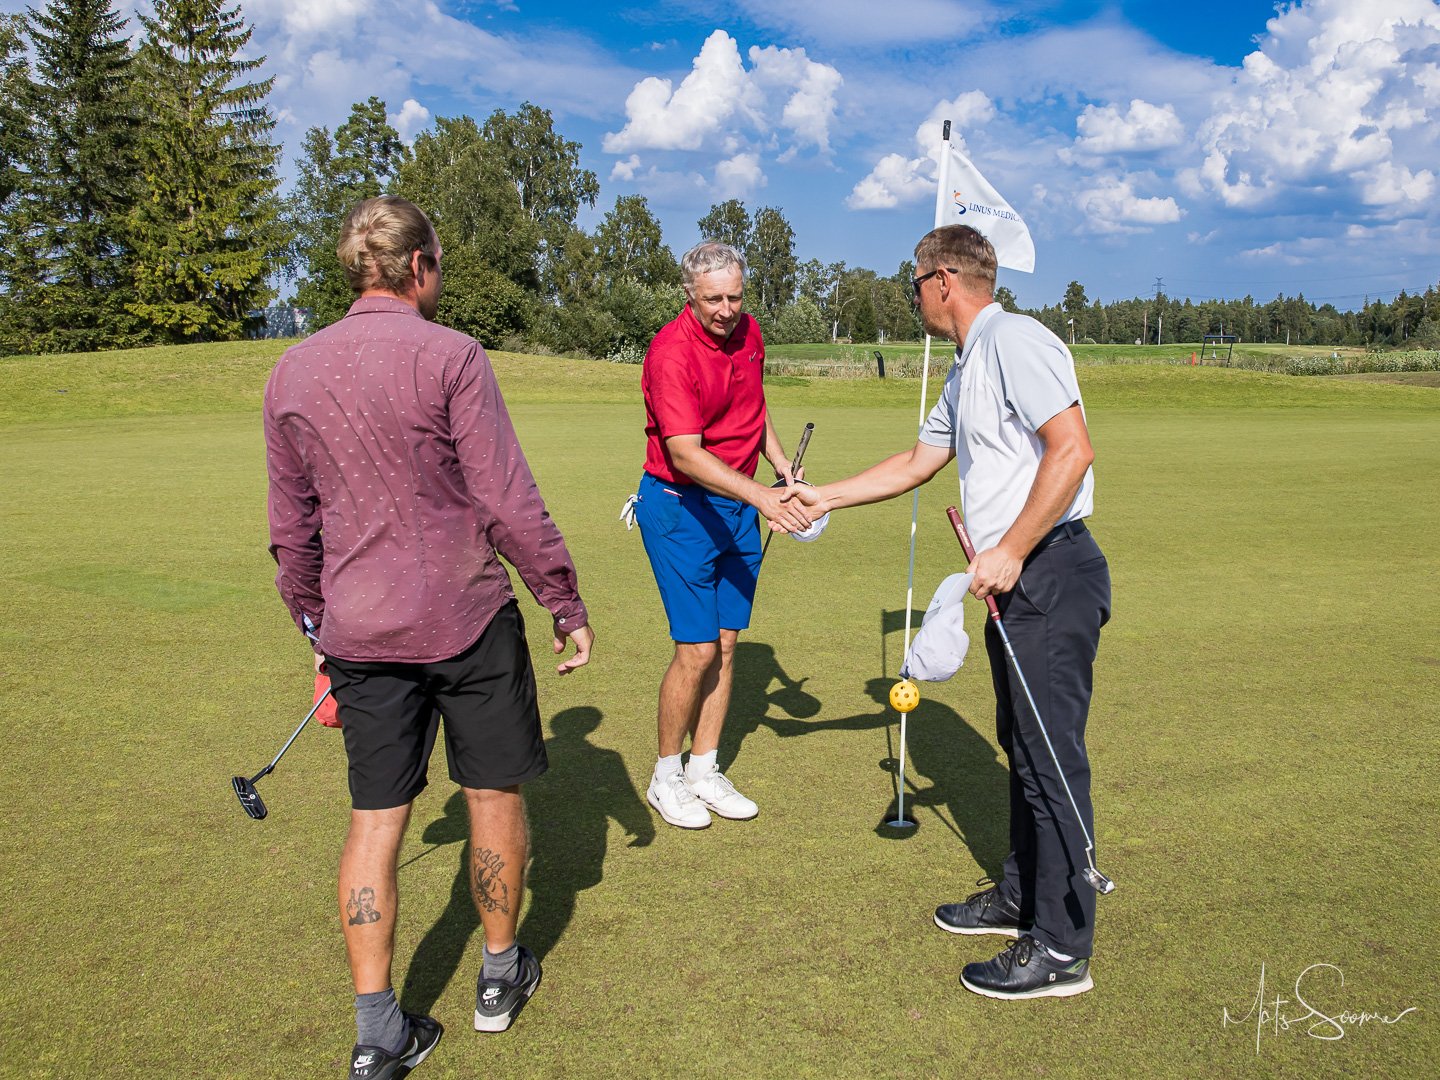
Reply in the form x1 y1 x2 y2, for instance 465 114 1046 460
900 573 972 682
937 144 1035 273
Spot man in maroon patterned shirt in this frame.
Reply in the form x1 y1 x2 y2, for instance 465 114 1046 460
265 196 593 1076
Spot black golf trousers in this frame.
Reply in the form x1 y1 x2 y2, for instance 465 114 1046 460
986 523 1111 958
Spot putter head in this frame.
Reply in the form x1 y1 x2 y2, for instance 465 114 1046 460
1083 867 1115 895
232 776 268 820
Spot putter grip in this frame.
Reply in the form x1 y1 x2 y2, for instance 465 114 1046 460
791 422 814 473
946 506 1002 620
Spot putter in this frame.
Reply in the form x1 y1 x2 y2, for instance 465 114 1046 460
231 688 332 820
761 422 814 557
946 507 1115 895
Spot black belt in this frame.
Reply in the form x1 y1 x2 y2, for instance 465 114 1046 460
1038 519 1088 549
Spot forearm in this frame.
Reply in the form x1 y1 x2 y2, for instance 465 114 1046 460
670 442 771 507
995 408 1095 560
996 439 1092 559
814 442 952 512
266 423 326 641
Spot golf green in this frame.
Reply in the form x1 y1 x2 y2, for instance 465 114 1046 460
0 347 1435 1078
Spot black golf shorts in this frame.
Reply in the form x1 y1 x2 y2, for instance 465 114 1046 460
325 601 547 810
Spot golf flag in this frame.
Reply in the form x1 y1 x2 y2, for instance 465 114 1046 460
934 140 1035 273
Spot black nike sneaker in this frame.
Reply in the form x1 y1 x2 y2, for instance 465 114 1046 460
349 1013 442 1079
474 945 542 1032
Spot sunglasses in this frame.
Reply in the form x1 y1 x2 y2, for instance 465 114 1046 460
911 267 961 302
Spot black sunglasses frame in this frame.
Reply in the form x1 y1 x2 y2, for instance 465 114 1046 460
911 266 962 301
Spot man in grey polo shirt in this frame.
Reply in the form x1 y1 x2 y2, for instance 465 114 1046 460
787 224 1111 999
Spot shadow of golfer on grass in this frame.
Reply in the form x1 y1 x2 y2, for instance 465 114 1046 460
716 641 822 772
400 706 653 1015
770 677 1009 877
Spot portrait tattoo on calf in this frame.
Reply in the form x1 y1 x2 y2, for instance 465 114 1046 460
472 847 511 914
346 886 382 926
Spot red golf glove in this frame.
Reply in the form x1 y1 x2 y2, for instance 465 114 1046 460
314 671 340 728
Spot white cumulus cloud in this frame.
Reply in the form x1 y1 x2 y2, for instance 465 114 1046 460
748 44 844 153
1186 0 1440 211
611 154 642 182
846 92 996 209
603 31 842 164
1074 99 1185 154
714 152 767 198
603 30 761 153
1075 175 1183 234
388 99 430 143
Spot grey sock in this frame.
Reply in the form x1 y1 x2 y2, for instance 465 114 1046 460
483 942 521 984
355 987 408 1054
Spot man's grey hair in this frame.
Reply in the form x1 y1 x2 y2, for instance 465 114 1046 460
681 242 747 294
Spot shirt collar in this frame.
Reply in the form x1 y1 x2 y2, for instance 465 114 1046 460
345 295 423 319
958 302 1003 367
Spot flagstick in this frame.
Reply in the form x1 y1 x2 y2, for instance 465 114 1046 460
891 121 955 831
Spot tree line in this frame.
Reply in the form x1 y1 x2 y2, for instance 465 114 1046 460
1024 280 1440 350
3 1 1435 359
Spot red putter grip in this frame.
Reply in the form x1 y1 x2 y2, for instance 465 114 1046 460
945 506 1002 621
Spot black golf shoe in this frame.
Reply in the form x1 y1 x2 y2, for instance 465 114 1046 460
960 935 1093 999
348 1013 442 1079
934 878 1027 938
474 945 542 1032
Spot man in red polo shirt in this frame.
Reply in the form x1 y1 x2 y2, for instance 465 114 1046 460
633 241 813 829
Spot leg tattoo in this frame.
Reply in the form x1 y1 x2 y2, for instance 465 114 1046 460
346 886 382 925
472 847 511 914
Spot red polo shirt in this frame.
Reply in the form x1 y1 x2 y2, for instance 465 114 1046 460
642 305 767 485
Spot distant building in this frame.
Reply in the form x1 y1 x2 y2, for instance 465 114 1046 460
247 306 312 339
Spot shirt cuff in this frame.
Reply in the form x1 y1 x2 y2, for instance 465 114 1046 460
551 600 589 631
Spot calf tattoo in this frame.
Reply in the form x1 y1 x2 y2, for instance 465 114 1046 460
472 847 511 914
346 886 382 926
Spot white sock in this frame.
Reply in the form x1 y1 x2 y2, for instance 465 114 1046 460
1044 945 1075 962
686 749 717 780
655 753 683 780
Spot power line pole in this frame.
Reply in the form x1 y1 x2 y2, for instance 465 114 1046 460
1153 277 1165 345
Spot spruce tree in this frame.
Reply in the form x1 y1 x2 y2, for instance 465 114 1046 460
130 0 286 341
0 15 27 212
287 98 406 329
1 1 142 354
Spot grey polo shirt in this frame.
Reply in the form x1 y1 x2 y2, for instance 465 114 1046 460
918 303 1094 552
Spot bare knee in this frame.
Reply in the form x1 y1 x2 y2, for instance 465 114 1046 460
345 805 411 845
716 632 737 667
341 805 412 875
464 785 525 828
673 639 720 672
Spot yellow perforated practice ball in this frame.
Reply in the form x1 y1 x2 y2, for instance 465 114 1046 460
889 679 920 713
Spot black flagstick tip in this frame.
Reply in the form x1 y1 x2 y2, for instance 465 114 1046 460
942 119 951 140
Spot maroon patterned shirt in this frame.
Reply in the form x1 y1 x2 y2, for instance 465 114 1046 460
264 296 587 663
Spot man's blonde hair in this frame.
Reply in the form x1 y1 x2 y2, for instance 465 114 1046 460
337 196 439 295
914 225 997 297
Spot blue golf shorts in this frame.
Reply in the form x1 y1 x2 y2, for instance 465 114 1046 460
635 471 762 643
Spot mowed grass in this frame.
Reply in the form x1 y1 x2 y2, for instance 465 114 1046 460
766 340 1368 366
1 341 1437 1079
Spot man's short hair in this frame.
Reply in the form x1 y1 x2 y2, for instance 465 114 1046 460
681 241 747 295
337 196 439 295
914 225 997 297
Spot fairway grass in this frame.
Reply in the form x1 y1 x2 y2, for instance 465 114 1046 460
1 344 1437 1079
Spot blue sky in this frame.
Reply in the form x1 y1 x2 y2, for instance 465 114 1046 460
13 1 1440 308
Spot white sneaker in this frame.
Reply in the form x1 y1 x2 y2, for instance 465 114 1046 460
647 772 711 829
685 767 758 820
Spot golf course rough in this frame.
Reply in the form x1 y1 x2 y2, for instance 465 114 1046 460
0 342 1436 1078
